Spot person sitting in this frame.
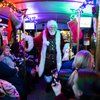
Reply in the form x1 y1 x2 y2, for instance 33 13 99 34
52 50 100 100
0 79 20 100
62 43 74 70
0 45 18 70
0 48 27 100
68 50 95 99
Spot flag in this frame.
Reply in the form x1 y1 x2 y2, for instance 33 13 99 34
68 19 83 43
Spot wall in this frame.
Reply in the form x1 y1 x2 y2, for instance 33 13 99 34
35 23 69 30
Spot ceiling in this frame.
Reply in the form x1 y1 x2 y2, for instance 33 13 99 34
0 0 95 25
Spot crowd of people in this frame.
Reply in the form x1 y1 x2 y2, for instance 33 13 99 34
0 20 99 100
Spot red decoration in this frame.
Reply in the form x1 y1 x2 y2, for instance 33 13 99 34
68 19 83 43
7 16 12 41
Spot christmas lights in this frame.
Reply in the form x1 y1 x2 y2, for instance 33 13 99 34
70 0 93 20
0 0 25 15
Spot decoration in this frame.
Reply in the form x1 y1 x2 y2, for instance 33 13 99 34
70 0 93 20
61 31 71 42
0 0 25 15
68 18 83 43
0 0 36 24
0 18 2 22
8 15 12 41
10 12 22 29
69 0 93 52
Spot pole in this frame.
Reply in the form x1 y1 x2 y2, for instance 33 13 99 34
77 9 81 52
69 31 72 60
22 15 27 79
96 0 100 71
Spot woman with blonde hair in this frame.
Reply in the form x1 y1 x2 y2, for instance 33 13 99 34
52 50 99 100
71 50 94 70
68 50 95 99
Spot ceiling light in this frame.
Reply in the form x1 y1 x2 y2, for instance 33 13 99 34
0 18 2 22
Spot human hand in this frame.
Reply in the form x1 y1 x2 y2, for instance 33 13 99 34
0 88 6 97
31 68 36 77
43 41 50 46
15 67 19 72
51 81 62 96
36 65 39 72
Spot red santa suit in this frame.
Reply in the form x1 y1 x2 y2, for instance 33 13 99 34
22 28 69 78
33 28 64 77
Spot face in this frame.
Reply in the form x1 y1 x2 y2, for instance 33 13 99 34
48 25 57 35
3 48 10 56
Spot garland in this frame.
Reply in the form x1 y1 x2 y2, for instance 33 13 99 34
70 0 93 20
0 0 25 14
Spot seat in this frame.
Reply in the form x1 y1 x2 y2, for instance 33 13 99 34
77 70 100 98
59 69 100 100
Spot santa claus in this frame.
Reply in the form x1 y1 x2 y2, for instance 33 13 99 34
22 20 68 89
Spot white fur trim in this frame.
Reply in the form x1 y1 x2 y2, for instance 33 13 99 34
38 30 62 77
25 35 34 52
56 30 62 71
21 33 34 52
38 30 48 77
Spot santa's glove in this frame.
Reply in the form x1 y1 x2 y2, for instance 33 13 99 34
43 41 50 46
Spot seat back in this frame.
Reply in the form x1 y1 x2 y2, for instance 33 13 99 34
77 70 100 97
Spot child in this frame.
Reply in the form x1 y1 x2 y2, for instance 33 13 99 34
0 45 19 71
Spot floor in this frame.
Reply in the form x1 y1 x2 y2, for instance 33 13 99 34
27 77 55 100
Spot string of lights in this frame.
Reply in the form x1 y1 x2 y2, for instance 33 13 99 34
0 0 25 15
70 0 93 20
0 0 37 23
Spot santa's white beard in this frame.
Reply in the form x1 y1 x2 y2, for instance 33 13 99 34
49 31 56 35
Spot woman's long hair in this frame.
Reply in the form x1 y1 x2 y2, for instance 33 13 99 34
72 50 94 70
68 50 94 98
